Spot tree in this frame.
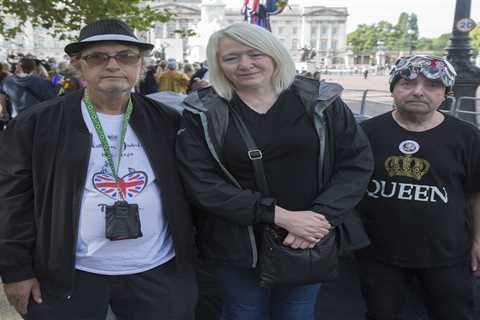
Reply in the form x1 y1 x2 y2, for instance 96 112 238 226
394 12 419 51
346 24 379 54
347 12 419 55
174 28 198 60
0 0 174 40
416 33 450 56
395 12 410 50
471 25 480 56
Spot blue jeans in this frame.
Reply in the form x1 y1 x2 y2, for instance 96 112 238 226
214 263 321 320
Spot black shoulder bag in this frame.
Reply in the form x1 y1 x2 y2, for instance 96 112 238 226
230 107 339 288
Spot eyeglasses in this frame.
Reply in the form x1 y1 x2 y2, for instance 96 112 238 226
80 51 142 66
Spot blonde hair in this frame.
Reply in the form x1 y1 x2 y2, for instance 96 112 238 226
206 23 296 100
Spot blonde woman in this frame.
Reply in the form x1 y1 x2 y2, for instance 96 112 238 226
176 23 373 320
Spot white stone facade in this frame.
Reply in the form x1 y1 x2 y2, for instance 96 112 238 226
145 0 348 66
0 15 70 61
1 0 348 67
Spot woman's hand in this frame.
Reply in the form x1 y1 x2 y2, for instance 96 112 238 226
283 233 317 249
274 206 331 242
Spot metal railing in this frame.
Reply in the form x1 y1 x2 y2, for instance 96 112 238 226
452 96 480 127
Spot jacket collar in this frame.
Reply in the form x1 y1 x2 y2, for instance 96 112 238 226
183 76 344 114
65 89 90 134
292 76 344 113
66 90 156 134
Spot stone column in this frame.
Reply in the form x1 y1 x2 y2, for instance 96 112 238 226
375 41 386 69
345 47 354 68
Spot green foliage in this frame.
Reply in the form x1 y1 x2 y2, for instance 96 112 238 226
0 0 174 40
416 33 451 56
173 28 197 39
347 24 378 54
471 25 480 56
347 12 419 54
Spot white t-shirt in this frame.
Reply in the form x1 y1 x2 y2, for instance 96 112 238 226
75 101 174 275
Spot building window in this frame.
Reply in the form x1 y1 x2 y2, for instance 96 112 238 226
331 40 338 50
278 26 284 35
292 38 298 50
179 19 188 29
155 23 164 38
320 39 328 50
166 20 176 38
311 26 317 36
311 39 317 50
321 25 328 36
332 26 338 36
292 27 298 35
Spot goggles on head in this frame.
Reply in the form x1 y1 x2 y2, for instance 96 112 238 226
389 55 457 89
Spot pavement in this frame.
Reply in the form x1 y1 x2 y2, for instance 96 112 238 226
3 257 476 320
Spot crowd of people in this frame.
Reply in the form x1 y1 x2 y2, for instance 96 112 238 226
0 18 479 320
0 50 345 130
0 52 212 130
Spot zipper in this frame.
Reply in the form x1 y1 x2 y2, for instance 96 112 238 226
314 103 328 175
67 133 92 299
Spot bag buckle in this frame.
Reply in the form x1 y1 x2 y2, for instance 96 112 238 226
248 149 263 160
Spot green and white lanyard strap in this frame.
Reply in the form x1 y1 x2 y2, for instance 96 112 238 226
83 92 133 200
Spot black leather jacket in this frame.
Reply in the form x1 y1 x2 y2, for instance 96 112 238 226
0 90 196 298
176 77 374 268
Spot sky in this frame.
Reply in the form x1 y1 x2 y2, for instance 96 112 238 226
224 0 480 38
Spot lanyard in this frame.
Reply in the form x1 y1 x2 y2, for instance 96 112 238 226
84 92 133 200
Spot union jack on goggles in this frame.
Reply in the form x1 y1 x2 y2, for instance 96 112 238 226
389 55 457 89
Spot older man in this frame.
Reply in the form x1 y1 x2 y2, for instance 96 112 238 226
0 19 197 320
356 55 480 320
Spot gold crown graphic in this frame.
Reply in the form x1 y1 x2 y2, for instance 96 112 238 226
384 154 430 181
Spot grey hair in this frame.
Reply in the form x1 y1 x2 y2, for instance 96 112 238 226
206 23 296 100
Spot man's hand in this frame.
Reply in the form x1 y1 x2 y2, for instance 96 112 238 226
471 240 480 277
283 233 317 249
190 78 210 91
470 192 480 277
3 278 42 315
274 206 331 242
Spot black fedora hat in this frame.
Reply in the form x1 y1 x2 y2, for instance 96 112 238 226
64 18 154 56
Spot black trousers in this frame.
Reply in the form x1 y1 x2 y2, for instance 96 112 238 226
356 255 475 320
195 259 222 320
26 259 197 320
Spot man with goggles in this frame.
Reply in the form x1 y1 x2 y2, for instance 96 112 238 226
0 19 197 319
389 55 457 94
355 55 480 320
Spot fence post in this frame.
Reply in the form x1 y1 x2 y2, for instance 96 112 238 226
360 89 369 115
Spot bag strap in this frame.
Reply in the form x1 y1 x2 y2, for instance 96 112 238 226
229 106 271 197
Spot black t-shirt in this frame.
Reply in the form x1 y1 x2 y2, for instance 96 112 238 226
223 89 319 212
358 112 480 267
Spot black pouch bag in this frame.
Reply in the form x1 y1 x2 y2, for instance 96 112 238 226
105 201 143 241
258 225 338 288
230 107 339 288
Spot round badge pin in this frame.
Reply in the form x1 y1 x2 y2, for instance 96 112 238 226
399 140 420 155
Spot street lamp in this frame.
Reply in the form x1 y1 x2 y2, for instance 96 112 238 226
446 0 480 124
407 29 415 55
